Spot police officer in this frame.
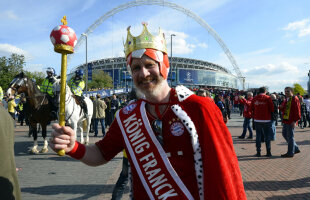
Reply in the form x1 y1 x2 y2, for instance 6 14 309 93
16 97 26 126
40 67 58 119
31 78 40 89
0 85 3 101
68 69 88 117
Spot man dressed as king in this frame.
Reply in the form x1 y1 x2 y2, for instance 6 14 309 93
50 23 247 200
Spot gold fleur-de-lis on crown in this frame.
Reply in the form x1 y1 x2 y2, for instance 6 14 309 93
61 16 67 25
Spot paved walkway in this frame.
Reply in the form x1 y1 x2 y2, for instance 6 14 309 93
229 114 310 200
14 113 310 199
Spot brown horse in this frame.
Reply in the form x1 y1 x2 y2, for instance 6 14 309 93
7 72 55 154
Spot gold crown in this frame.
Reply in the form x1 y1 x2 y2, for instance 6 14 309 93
124 23 167 58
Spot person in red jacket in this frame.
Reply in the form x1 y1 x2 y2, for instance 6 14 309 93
250 87 274 157
233 95 239 112
238 92 253 139
279 87 301 157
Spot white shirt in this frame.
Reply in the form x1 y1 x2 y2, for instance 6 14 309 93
304 99 310 112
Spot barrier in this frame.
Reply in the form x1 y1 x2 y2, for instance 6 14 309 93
84 87 131 98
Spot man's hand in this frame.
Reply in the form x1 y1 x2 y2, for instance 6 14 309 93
49 123 76 154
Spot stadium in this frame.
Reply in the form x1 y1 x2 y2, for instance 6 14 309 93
66 1 245 97
72 56 238 95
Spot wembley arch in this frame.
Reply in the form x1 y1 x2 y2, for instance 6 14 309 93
69 0 245 89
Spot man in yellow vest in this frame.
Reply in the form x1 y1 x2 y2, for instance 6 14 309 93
68 69 88 117
0 86 3 108
40 67 58 119
16 98 26 126
31 78 40 90
0 86 3 101
7 96 16 120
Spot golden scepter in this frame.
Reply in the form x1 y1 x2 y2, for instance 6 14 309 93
50 16 77 156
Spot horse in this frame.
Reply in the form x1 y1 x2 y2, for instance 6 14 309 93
6 72 53 154
53 79 93 145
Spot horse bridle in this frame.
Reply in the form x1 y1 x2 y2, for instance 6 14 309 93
9 77 26 92
9 77 46 108
55 85 73 104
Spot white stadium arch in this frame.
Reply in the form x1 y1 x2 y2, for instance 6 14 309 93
69 0 245 89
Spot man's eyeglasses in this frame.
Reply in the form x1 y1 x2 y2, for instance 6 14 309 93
152 119 163 146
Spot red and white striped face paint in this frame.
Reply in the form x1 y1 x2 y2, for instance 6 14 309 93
126 48 170 79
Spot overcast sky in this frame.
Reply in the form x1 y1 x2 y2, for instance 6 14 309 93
1 0 310 92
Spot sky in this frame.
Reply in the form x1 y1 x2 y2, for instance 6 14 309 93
1 0 310 92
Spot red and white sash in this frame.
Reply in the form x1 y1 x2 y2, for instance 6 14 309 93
116 100 194 200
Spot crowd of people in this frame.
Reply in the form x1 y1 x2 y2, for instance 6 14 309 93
196 87 310 128
89 93 130 138
196 86 309 158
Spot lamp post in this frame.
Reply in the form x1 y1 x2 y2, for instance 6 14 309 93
241 76 245 91
81 33 88 92
304 63 310 94
170 34 176 86
111 59 114 91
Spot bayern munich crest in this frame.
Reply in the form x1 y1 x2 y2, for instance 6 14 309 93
123 103 137 115
170 122 185 136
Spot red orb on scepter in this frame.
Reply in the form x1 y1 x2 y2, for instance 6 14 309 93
50 16 77 54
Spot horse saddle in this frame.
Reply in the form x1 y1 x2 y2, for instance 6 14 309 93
72 95 84 106
73 95 88 117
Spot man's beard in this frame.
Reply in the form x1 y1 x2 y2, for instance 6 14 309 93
134 75 165 99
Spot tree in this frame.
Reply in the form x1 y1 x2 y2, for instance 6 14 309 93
293 83 306 96
24 71 45 85
0 54 25 89
87 70 113 90
8 54 25 73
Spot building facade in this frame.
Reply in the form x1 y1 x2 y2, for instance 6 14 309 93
72 56 238 91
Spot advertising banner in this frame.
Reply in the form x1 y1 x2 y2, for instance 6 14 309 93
87 63 92 81
104 69 119 84
178 69 198 84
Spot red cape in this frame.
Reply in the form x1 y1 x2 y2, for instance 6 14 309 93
180 95 247 199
